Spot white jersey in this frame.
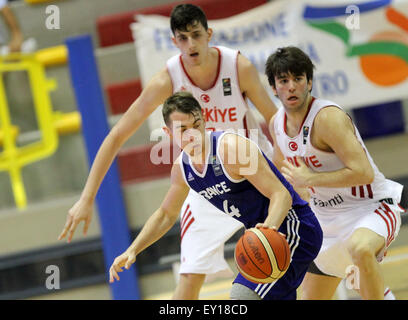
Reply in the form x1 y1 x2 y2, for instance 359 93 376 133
273 97 404 216
167 45 273 159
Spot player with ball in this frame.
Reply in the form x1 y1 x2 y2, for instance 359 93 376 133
107 91 323 300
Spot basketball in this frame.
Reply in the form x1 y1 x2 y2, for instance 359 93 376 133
234 227 290 283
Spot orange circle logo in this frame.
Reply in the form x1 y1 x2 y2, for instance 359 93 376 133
360 31 408 86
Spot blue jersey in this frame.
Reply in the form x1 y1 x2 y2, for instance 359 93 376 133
180 131 322 300
180 131 308 229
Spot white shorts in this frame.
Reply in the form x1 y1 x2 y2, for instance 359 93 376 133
179 189 244 280
314 200 404 278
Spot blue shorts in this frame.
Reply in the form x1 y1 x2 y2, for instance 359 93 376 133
233 205 323 300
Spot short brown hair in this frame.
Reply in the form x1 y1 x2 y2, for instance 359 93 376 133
265 46 315 88
162 92 203 126
170 4 208 35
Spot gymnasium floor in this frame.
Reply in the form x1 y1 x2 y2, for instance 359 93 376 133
147 223 408 300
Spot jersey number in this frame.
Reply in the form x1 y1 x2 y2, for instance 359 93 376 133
223 200 241 218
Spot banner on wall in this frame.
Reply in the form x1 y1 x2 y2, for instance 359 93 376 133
131 0 408 130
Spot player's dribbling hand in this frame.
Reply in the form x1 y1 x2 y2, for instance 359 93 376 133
109 250 136 283
58 198 93 243
255 223 277 230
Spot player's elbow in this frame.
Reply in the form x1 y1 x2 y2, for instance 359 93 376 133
109 125 128 150
161 206 179 225
364 167 375 184
356 166 375 185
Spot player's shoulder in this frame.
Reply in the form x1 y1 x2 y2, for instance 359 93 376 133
218 131 258 163
147 67 172 90
219 131 248 146
218 132 239 158
218 131 234 148
167 51 180 62
235 53 259 88
236 52 254 70
166 52 182 72
313 100 352 131
216 45 238 55
268 112 280 138
157 67 172 82
173 153 185 169
270 107 286 127
315 105 346 121
215 45 250 71
171 154 187 184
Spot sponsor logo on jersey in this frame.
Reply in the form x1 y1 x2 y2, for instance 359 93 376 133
303 126 309 145
211 155 223 176
311 194 344 208
222 78 232 96
187 172 194 181
289 141 298 151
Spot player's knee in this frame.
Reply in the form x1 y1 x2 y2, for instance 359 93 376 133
174 274 206 300
179 273 205 287
230 283 261 300
347 238 376 265
347 229 384 265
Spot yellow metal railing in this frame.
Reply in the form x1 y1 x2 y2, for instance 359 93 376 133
35 45 68 67
0 47 80 209
24 0 59 4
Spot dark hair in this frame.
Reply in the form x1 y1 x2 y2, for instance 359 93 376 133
265 46 315 88
170 4 208 34
163 91 203 126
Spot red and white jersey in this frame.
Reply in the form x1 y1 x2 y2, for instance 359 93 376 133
273 97 403 216
166 45 273 158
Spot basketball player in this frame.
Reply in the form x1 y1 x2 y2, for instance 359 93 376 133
265 46 405 300
58 4 277 299
108 92 323 300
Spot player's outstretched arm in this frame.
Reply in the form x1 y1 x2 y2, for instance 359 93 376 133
109 158 189 283
237 54 277 123
58 69 173 243
219 134 292 230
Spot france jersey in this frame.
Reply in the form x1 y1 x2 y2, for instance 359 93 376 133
180 131 307 228
179 131 323 300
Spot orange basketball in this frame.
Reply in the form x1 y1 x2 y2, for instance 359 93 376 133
234 227 290 283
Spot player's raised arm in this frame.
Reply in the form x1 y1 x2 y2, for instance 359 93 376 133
58 69 173 243
237 54 277 123
109 157 190 283
219 134 292 230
